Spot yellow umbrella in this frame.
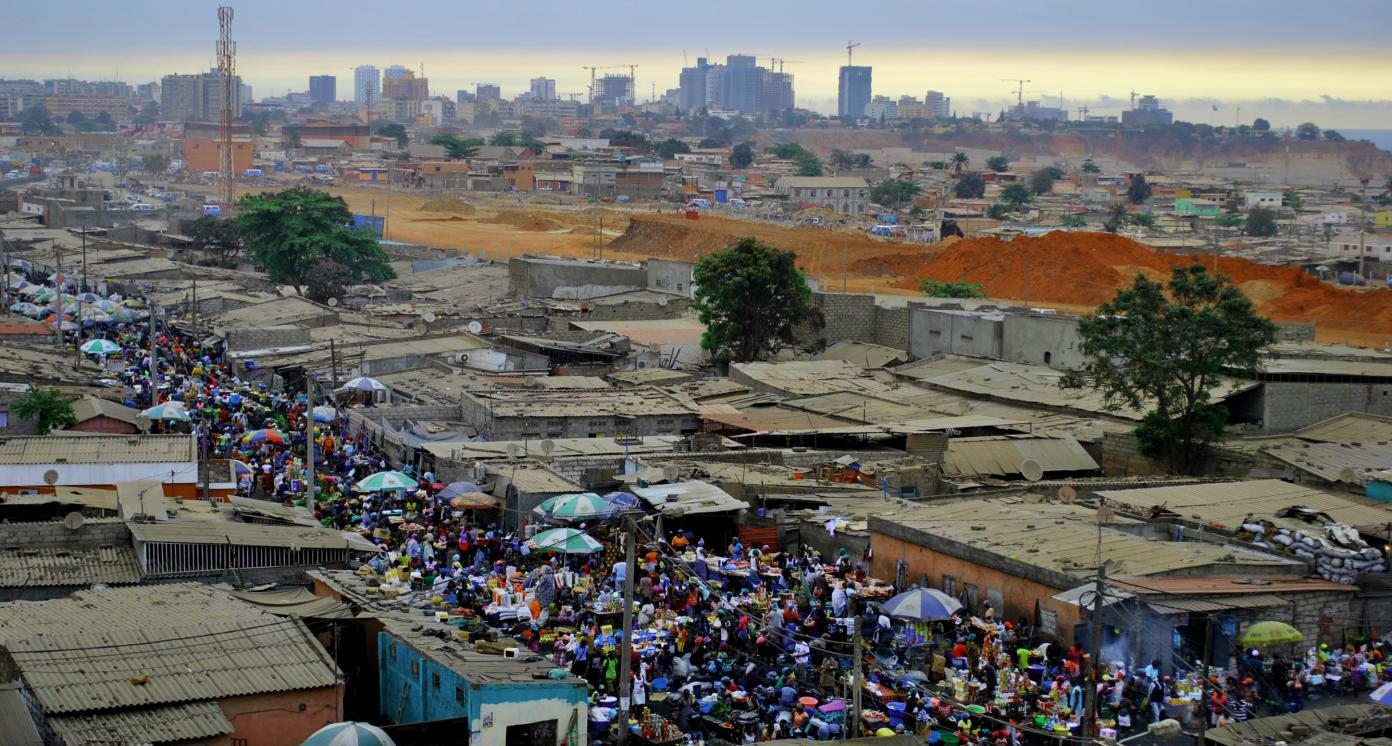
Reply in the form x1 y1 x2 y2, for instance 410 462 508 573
1238 620 1304 647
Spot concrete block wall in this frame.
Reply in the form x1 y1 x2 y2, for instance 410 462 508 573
1258 591 1356 647
223 325 312 352
873 305 911 349
1100 432 1169 476
1262 381 1392 432
812 292 877 345
0 518 131 548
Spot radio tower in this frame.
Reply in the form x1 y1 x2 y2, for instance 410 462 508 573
217 6 236 214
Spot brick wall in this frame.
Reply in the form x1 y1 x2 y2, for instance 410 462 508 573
874 304 911 349
223 325 312 352
811 292 877 345
1262 381 1392 433
0 518 130 548
1251 590 1357 647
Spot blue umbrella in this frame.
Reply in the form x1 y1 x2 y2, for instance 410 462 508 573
437 481 483 500
880 588 964 621
312 405 340 422
601 490 640 517
1372 681 1392 706
301 722 396 746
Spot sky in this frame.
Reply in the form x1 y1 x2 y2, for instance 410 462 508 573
4 0 1392 129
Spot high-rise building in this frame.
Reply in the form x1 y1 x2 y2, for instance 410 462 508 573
240 83 253 105
721 55 761 115
383 70 428 101
762 71 795 115
677 58 712 112
384 65 409 81
44 79 133 98
677 55 792 116
594 74 633 106
136 82 160 101
309 75 336 105
160 71 242 122
353 66 380 104
1122 94 1173 126
456 90 476 104
926 90 949 119
476 84 501 103
529 77 556 101
838 66 872 118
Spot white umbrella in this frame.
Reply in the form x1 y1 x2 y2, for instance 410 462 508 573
341 376 387 393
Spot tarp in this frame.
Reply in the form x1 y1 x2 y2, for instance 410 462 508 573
225 587 354 619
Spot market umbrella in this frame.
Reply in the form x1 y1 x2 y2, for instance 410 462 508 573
109 308 137 323
1371 682 1392 706
437 481 483 500
880 588 965 622
531 527 604 554
355 470 418 492
301 722 396 746
77 307 111 323
243 428 287 445
449 492 499 509
231 460 254 478
9 302 38 316
1238 621 1304 647
533 492 610 522
340 376 387 393
140 401 192 422
311 405 340 422
600 490 640 517
80 338 121 355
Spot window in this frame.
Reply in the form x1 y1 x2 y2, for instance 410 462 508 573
963 583 980 613
389 641 397 661
456 686 465 704
432 671 441 688
1043 351 1053 365
411 659 420 676
0 411 8 428
942 575 957 596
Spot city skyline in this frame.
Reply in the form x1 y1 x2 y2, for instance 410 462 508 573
2 0 1390 127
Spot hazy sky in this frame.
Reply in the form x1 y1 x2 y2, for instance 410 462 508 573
5 0 1392 128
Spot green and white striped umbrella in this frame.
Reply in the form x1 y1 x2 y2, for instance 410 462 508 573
530 527 604 554
301 722 396 746
355 470 418 492
533 492 610 521
80 338 121 355
139 401 191 422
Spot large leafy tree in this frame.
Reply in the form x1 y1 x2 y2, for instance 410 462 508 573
376 123 408 147
954 173 986 199
430 134 483 159
985 155 1010 172
1029 168 1056 195
950 151 970 175
1245 206 1278 236
187 216 244 266
1000 183 1034 209
1061 265 1276 474
870 179 922 208
235 188 395 294
1080 157 1101 174
1126 174 1153 204
729 143 754 169
14 388 75 435
794 152 823 177
692 238 820 362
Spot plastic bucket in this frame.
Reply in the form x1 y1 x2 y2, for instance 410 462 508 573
652 677 669 692
886 701 907 727
941 733 961 746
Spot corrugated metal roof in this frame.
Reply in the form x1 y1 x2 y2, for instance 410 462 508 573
699 404 851 434
1260 440 1392 485
1107 576 1354 596
0 584 338 715
0 544 142 587
226 587 354 619
1142 594 1289 614
1260 357 1392 378
0 684 42 746
127 519 367 550
0 434 195 465
1096 479 1392 536
47 701 233 745
423 435 702 461
873 500 1299 583
813 341 908 369
631 480 748 515
943 435 1099 478
1294 412 1392 444
1204 703 1390 746
497 464 581 495
0 487 118 511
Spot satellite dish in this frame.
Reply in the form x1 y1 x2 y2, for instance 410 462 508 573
62 511 85 531
1019 459 1043 482
505 443 522 458
1338 467 1356 483
1057 485 1077 504
1095 504 1116 525
327 297 339 307
421 311 437 324
467 320 484 334
662 465 680 482
43 469 60 486
956 400 971 415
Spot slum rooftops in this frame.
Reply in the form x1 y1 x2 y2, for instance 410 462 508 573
466 388 697 418
1095 479 1392 539
871 497 1301 588
422 435 731 461
0 583 338 715
69 395 141 427
942 435 1099 479
813 340 910 370
0 434 195 464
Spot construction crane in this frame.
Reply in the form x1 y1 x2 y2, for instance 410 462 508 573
845 41 861 67
770 58 804 73
1000 79 1031 110
582 65 637 104
216 5 236 214
1076 105 1090 120
1129 89 1138 109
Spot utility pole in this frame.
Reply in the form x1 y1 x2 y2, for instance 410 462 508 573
305 372 316 504
191 277 198 339
148 295 158 404
330 339 339 390
1197 616 1213 745
80 222 88 293
53 249 63 349
616 518 637 746
851 595 863 738
842 231 848 292
1084 501 1114 738
1359 177 1371 278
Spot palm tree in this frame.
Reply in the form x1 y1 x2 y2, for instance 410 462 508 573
951 151 970 175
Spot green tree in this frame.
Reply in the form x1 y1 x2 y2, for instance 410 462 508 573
13 388 75 435
1245 206 1278 237
235 188 395 293
1103 202 1128 233
286 129 302 149
141 154 170 174
187 216 244 266
134 101 159 125
429 134 483 159
20 105 60 136
830 149 855 171
1061 214 1087 228
489 131 518 146
304 258 351 304
1061 264 1276 474
1081 158 1102 174
1129 212 1158 228
376 123 408 147
794 152 823 176
870 179 922 208
769 142 811 159
1000 183 1034 209
1252 118 1270 132
1126 174 1153 204
1283 190 1303 209
1296 122 1321 141
985 155 1010 172
1323 129 1345 142
1029 168 1056 195
919 279 986 298
986 203 1012 220
730 143 754 169
604 130 650 150
950 151 970 175
655 138 690 159
954 172 986 199
691 237 820 362
93 111 115 130
1216 213 1246 229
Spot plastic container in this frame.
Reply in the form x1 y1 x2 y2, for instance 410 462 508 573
652 677 670 692
941 733 961 746
885 701 906 727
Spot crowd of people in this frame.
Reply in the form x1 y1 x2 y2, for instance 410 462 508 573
44 292 1392 746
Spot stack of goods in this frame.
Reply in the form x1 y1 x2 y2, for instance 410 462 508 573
1238 519 1386 583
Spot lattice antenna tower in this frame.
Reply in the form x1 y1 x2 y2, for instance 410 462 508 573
217 6 236 213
